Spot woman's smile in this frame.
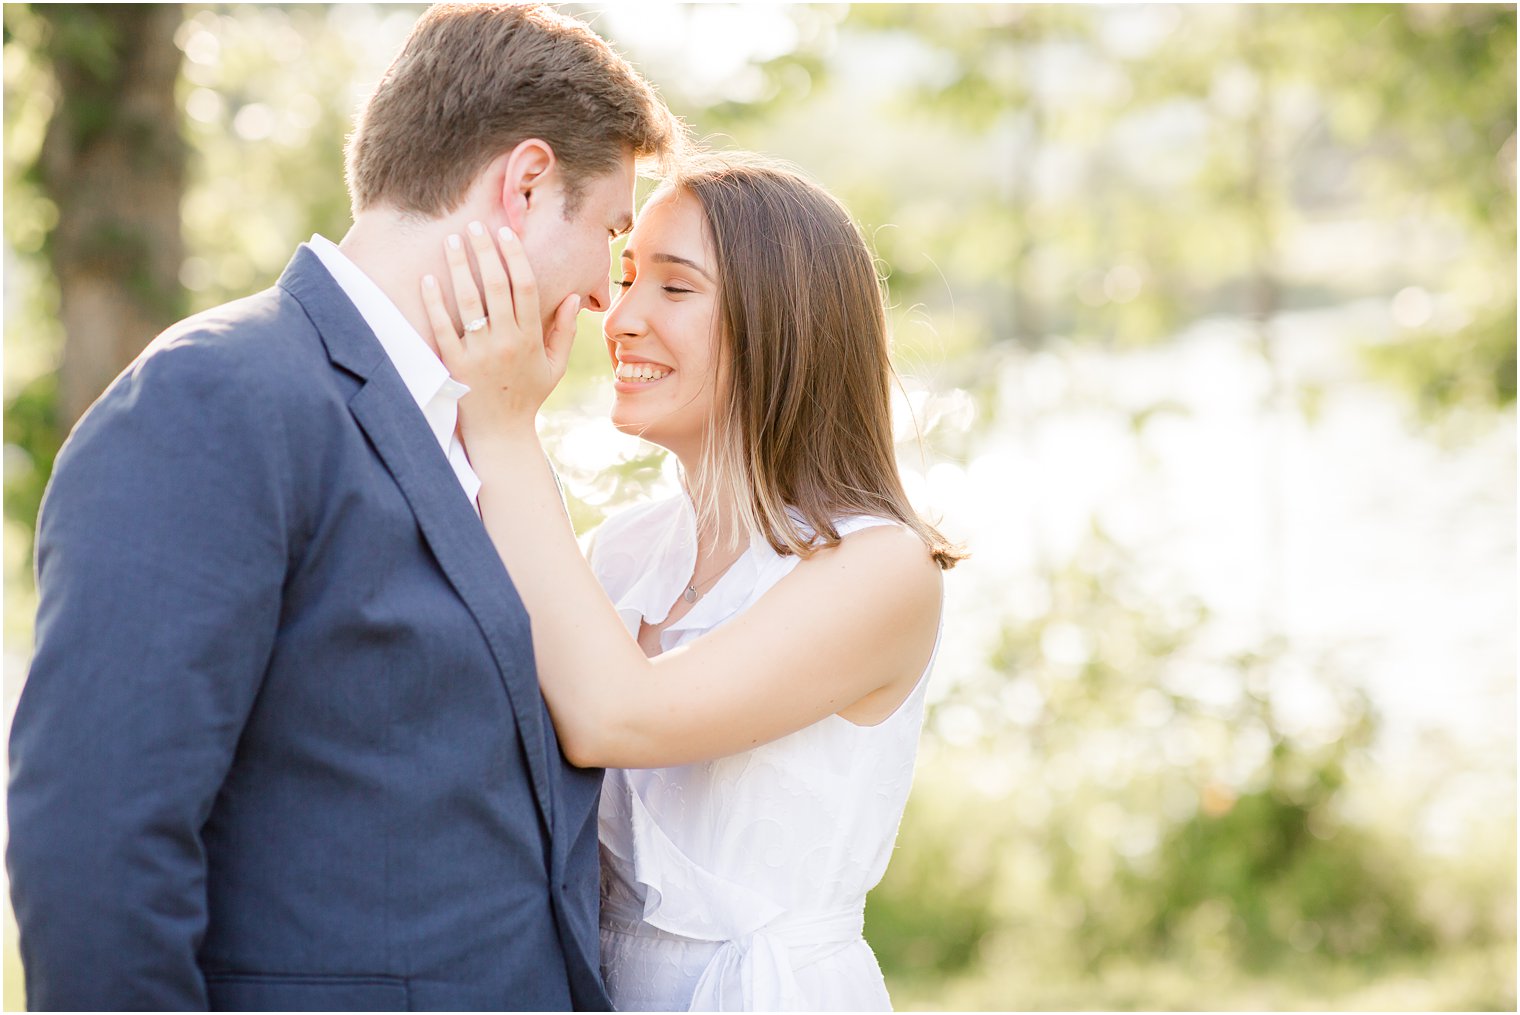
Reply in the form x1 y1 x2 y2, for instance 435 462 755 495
613 358 673 388
602 189 721 457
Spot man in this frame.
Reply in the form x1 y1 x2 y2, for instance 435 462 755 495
7 5 680 1009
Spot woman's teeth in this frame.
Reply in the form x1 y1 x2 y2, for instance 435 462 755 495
615 362 670 382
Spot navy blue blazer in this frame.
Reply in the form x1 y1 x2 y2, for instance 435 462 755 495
7 246 609 1011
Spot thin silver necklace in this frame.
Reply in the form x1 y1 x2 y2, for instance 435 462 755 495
683 548 746 603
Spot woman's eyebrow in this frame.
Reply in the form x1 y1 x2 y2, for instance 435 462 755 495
650 252 713 281
620 248 714 282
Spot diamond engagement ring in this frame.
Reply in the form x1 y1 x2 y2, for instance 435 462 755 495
463 316 489 333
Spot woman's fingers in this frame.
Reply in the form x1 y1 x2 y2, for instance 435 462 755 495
466 221 516 328
428 221 582 395
420 274 464 370
545 293 580 377
444 233 487 332
420 222 581 433
497 227 540 330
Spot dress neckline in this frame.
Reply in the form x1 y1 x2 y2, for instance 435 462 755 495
601 492 903 657
650 493 777 650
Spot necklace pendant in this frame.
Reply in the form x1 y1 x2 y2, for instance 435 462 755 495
683 586 698 603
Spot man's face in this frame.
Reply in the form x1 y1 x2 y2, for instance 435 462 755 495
517 153 635 332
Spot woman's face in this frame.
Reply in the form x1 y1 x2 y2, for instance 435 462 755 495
603 188 723 459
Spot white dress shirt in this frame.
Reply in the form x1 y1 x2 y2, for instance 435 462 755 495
308 234 482 512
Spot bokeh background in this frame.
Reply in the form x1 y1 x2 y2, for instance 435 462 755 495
3 3 1515 1010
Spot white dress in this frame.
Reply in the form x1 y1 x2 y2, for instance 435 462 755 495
588 494 939 1012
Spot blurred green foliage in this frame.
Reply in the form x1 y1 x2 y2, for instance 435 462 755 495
861 515 1506 1005
2 4 1513 1010
1 372 60 556
6 5 1515 541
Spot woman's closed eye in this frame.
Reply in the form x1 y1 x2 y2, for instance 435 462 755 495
612 277 696 297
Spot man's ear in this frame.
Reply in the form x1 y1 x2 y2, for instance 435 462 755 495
500 138 557 234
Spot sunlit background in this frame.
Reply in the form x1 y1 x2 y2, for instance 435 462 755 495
3 4 1515 1010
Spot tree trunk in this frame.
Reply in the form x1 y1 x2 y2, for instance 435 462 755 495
34 3 186 427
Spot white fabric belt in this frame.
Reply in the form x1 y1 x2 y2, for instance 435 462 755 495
601 893 865 1011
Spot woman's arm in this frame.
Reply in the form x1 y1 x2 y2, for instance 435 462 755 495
423 223 942 768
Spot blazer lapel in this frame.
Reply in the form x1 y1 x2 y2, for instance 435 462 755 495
277 246 556 829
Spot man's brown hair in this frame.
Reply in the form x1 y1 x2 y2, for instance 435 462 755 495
346 3 681 217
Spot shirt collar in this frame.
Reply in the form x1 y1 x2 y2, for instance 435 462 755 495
307 233 456 414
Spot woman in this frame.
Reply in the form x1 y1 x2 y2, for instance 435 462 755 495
421 154 963 1011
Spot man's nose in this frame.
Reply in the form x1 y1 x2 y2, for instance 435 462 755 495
583 274 612 314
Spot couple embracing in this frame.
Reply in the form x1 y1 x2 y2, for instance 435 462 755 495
7 4 962 1011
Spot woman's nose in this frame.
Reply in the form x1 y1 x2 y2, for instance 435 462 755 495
604 288 643 341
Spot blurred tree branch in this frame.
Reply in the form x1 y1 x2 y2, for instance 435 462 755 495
31 3 187 427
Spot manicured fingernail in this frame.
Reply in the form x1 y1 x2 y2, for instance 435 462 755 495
424 274 437 288
468 221 484 237
499 226 515 242
447 234 461 250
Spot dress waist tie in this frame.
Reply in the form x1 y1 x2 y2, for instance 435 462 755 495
600 893 864 1012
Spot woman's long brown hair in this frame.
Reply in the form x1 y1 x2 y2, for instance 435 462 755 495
671 153 965 570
